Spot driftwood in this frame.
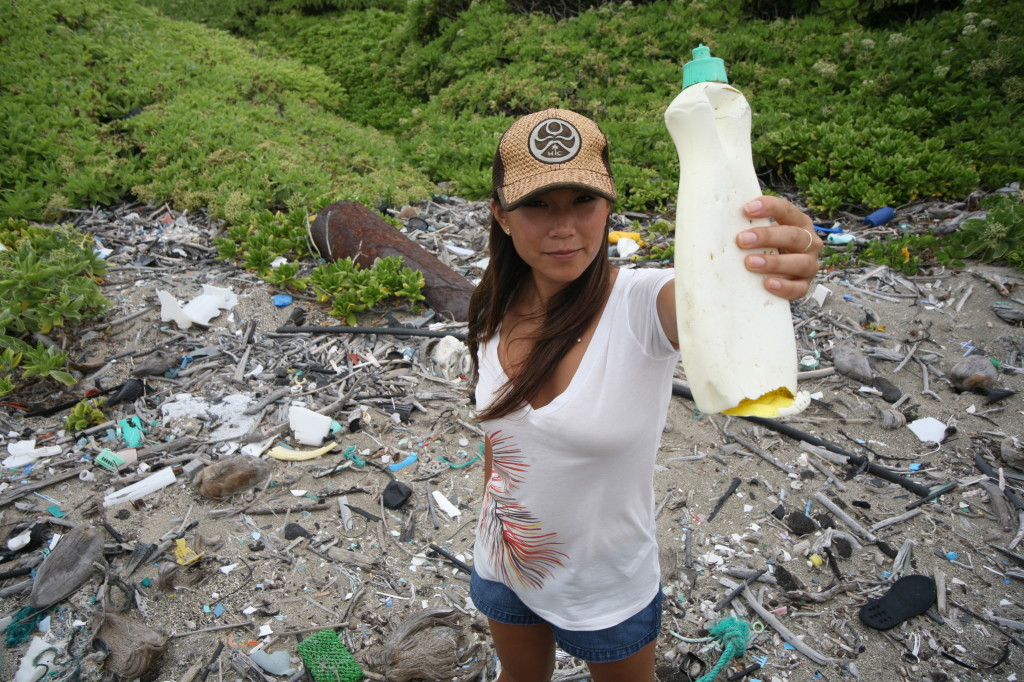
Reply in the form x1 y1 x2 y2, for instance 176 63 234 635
309 201 474 321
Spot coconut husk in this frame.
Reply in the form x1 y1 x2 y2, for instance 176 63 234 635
95 612 168 679
194 455 272 499
360 608 483 682
29 524 103 609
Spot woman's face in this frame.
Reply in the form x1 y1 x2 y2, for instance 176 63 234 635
492 188 611 299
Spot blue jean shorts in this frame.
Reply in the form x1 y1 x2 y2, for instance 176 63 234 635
470 568 663 663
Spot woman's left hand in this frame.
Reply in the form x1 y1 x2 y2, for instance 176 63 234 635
736 195 821 301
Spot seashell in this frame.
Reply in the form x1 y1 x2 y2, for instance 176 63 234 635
30 524 103 609
95 612 168 678
878 406 907 430
194 455 272 499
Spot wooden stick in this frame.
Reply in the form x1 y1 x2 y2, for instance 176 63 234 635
170 620 255 639
870 508 922 532
741 586 833 665
814 492 878 543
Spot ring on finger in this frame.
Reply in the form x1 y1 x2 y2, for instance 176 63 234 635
799 229 815 253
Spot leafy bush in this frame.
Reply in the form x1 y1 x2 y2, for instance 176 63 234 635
1 0 434 224
309 257 426 325
955 193 1024 269
133 0 1024 218
0 218 109 394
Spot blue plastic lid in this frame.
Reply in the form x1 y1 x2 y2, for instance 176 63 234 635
683 44 729 89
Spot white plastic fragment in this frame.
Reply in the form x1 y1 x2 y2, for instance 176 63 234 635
810 283 831 307
908 417 947 444
431 490 461 518
3 440 62 468
14 636 55 682
103 467 177 507
7 530 32 552
616 237 641 258
157 284 238 329
288 405 332 446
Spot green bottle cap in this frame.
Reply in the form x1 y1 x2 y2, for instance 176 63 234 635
682 44 729 89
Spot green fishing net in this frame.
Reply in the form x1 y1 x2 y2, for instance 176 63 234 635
297 629 363 682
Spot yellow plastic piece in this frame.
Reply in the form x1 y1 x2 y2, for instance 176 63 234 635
722 387 795 417
607 231 644 246
809 553 824 567
268 442 338 461
175 538 204 566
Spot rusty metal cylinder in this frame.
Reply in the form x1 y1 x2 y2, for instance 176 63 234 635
308 201 473 322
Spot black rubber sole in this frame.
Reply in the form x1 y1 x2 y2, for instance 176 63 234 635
859 574 937 630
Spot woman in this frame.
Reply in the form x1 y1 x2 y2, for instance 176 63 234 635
467 109 821 681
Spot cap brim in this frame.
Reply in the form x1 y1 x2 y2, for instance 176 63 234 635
499 169 616 211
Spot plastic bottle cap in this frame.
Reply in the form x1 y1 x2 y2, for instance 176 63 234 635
683 44 729 89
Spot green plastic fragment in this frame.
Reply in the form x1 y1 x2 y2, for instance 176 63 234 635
95 449 126 471
342 445 365 467
297 629 363 682
118 416 146 448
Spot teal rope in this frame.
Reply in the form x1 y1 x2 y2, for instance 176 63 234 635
695 616 750 682
4 606 48 648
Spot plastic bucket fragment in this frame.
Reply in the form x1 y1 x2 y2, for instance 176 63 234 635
289 405 333 446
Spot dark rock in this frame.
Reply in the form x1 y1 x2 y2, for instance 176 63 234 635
283 523 311 540
786 511 818 536
383 480 413 509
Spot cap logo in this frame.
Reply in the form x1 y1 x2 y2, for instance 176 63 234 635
528 118 581 164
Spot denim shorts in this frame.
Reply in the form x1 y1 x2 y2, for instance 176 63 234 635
469 568 663 663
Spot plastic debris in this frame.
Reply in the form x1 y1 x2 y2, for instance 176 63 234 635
157 284 238 329
289 405 334 446
3 440 61 468
103 467 177 507
907 417 947 444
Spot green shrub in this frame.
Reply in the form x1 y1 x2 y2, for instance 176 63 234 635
954 193 1024 269
0 218 109 394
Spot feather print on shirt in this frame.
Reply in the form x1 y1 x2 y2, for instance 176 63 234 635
480 430 567 590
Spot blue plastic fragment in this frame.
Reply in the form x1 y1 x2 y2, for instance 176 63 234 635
389 453 418 472
213 602 225 617
272 294 293 307
863 206 895 227
946 551 959 561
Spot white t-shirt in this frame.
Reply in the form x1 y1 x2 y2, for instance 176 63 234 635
473 267 677 630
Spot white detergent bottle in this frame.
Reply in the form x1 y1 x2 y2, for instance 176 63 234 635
665 44 808 417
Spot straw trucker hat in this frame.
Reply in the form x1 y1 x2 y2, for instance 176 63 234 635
493 108 617 211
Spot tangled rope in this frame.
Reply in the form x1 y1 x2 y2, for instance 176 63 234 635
695 616 750 682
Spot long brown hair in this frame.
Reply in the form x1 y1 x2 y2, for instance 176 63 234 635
467 202 612 421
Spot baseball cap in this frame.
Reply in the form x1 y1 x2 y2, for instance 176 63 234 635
493 108 617 211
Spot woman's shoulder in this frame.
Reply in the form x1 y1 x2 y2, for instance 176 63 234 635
615 266 673 293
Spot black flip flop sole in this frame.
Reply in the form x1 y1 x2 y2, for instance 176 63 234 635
859 574 937 630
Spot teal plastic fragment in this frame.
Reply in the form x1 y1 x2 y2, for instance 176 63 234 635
118 416 146 447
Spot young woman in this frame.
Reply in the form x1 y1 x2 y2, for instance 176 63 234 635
467 109 821 681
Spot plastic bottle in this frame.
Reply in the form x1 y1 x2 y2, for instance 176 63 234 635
664 45 808 416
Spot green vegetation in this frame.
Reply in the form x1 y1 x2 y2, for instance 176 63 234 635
0 219 108 395
1 0 1021 395
66 398 107 432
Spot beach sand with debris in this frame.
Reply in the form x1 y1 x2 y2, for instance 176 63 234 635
1 197 1022 682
